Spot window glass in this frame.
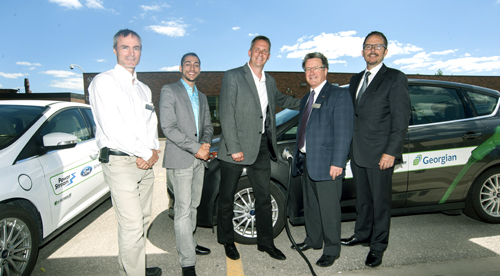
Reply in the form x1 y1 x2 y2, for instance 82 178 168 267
0 105 46 150
207 96 220 135
82 108 96 137
465 90 498 116
41 109 91 142
409 85 465 125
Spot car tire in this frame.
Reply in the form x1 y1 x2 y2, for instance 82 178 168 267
0 204 39 276
232 179 286 244
464 168 500 223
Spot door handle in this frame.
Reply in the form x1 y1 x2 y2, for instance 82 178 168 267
463 132 483 140
90 150 99 159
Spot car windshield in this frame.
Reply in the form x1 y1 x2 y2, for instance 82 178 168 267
275 109 299 127
0 105 46 150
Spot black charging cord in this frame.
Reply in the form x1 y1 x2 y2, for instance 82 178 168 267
282 149 317 276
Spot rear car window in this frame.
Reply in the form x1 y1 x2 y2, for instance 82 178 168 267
409 85 466 125
465 90 498 116
0 105 46 150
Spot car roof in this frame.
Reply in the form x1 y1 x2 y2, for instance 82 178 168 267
408 79 500 96
0 100 90 108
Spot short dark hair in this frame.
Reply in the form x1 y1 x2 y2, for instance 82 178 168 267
250 35 271 52
113 29 142 49
302 52 329 70
363 31 388 48
180 52 201 67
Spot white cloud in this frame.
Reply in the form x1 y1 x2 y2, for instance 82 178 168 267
248 33 258 37
94 59 107 62
329 60 347 65
160 66 179 71
141 3 170 12
85 0 104 9
385 41 423 58
146 20 187 37
232 27 240 31
49 0 83 9
17 61 42 67
276 55 282 58
280 31 364 60
40 70 78 78
0 84 3 87
430 56 500 73
393 50 500 73
50 77 84 90
0 72 26 79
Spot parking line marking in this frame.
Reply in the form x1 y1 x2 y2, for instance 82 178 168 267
227 243 244 276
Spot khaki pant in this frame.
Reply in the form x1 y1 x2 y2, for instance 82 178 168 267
102 155 155 276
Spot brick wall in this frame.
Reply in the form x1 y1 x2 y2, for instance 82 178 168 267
83 71 500 138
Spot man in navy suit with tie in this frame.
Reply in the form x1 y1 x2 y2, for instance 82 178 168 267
291 52 354 268
341 31 411 268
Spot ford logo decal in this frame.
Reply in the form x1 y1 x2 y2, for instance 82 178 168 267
81 166 92 177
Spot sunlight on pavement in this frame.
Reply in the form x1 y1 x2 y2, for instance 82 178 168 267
469 235 500 255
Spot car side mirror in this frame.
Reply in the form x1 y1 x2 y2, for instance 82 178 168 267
41 132 78 152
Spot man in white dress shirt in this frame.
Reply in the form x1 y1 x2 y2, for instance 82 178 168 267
89 29 162 276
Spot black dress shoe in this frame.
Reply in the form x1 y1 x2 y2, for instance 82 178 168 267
224 243 240 260
182 266 196 276
257 245 286 260
316 254 339 267
340 235 369 246
146 267 162 276
290 242 315 251
365 250 383 267
195 245 211 255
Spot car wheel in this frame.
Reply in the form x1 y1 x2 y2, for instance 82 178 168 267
232 179 286 244
464 168 500 223
0 204 39 276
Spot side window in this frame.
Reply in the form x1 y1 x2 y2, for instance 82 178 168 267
82 108 96 137
41 109 91 142
409 85 466 126
278 126 297 142
465 90 498 116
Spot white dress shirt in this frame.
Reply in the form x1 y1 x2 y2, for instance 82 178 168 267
355 62 383 98
89 64 159 161
300 79 327 153
248 62 269 133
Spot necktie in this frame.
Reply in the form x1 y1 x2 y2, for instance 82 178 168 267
297 90 315 150
356 71 371 105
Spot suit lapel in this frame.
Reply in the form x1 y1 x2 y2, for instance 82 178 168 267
176 80 197 129
359 64 387 104
242 64 262 109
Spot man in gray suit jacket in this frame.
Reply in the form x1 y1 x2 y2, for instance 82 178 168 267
291 52 353 268
217 36 300 261
160 53 213 276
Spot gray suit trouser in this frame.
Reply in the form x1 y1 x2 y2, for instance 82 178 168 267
102 155 154 276
167 158 204 267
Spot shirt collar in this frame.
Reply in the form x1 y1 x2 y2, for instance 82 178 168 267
180 78 198 94
114 64 138 84
247 62 266 83
311 80 327 93
365 62 383 77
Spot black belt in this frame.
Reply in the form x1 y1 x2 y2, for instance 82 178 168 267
109 149 130 156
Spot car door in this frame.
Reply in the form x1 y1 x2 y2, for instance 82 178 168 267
38 107 105 229
406 84 491 207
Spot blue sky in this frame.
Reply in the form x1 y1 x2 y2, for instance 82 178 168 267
1 0 499 94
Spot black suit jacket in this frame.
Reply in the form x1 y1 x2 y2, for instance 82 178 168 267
349 64 411 168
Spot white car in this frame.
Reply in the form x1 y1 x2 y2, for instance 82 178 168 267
0 100 109 276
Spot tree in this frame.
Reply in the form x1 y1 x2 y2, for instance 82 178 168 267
435 69 444 76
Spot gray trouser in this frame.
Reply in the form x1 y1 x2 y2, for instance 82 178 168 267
102 155 155 276
167 158 204 267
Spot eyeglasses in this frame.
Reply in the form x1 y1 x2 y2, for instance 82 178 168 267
304 66 326 73
363 44 386 50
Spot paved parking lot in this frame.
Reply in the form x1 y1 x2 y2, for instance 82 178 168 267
33 141 500 276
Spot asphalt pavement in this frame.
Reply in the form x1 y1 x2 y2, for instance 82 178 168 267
33 139 500 276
